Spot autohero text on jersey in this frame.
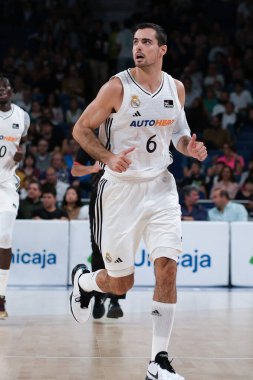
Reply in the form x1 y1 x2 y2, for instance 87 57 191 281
130 119 175 128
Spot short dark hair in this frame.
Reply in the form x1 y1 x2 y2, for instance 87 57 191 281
135 23 167 46
215 188 230 200
42 184 57 197
183 185 199 198
0 73 16 92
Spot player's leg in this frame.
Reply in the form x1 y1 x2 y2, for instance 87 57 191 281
70 179 143 323
143 171 184 380
0 211 17 319
89 188 107 319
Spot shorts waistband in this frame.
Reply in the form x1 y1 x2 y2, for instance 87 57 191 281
102 170 167 183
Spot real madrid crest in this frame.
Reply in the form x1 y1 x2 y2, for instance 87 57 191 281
105 252 112 263
130 95 141 108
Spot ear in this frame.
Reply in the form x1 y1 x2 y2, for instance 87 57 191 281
160 45 167 56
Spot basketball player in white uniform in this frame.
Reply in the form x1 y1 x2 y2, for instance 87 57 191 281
70 24 207 380
0 75 30 318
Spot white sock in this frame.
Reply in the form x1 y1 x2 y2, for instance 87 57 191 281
151 301 176 360
78 270 106 293
0 269 10 296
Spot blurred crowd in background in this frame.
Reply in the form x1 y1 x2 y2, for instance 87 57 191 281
0 0 253 220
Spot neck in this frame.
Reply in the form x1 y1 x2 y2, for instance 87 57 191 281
131 66 163 93
45 205 56 212
0 102 11 112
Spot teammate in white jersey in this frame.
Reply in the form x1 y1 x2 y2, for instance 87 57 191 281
70 23 207 380
0 75 30 318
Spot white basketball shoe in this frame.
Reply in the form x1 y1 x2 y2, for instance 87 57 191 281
146 351 185 380
70 264 94 323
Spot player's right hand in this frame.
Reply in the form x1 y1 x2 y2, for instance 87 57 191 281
107 147 135 173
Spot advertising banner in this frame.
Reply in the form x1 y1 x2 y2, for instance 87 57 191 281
69 220 92 284
9 220 69 286
231 222 253 286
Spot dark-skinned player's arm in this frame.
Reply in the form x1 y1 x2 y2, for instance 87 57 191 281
14 111 30 163
72 78 134 173
172 79 207 162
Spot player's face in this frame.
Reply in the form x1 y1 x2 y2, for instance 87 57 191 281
133 28 167 68
0 78 12 104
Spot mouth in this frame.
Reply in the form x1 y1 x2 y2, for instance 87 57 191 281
135 53 145 61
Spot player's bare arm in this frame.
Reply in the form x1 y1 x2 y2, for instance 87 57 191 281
71 161 101 177
13 136 27 163
174 79 207 162
72 78 134 173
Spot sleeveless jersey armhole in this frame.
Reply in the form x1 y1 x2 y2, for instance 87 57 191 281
166 74 182 111
112 71 131 119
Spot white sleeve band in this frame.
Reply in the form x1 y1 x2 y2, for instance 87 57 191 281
172 107 191 148
22 111 30 137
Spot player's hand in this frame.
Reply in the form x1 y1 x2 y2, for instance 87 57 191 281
187 134 207 162
92 161 102 173
13 146 24 162
107 147 135 173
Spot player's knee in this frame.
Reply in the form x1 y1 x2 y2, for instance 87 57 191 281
155 257 177 285
0 233 12 249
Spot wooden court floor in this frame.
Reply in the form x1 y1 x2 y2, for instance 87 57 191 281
0 288 253 380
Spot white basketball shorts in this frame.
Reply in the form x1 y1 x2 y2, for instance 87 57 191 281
94 170 182 275
0 178 19 248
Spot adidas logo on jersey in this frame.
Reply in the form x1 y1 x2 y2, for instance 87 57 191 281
12 123 19 129
114 257 123 263
132 111 141 117
151 310 162 317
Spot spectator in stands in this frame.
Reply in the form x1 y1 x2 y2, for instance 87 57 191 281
206 161 225 195
203 87 218 115
35 139 52 174
45 93 64 125
237 179 253 200
181 161 207 196
208 188 248 221
62 186 89 220
204 63 225 88
203 115 232 149
183 77 201 110
62 65 85 102
66 97 83 125
16 153 40 188
210 165 239 199
50 152 70 184
181 186 208 221
221 102 237 136
32 185 68 220
30 100 42 123
212 91 229 117
116 19 133 72
42 167 69 203
38 119 64 151
216 144 245 171
87 20 109 97
185 97 209 134
230 80 253 113
18 180 42 219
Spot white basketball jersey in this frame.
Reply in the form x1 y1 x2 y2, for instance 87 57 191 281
0 104 30 184
99 69 190 180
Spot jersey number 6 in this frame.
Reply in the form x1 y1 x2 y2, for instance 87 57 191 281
146 135 157 153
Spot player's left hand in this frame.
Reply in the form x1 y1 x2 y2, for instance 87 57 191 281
187 134 207 161
13 146 24 162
